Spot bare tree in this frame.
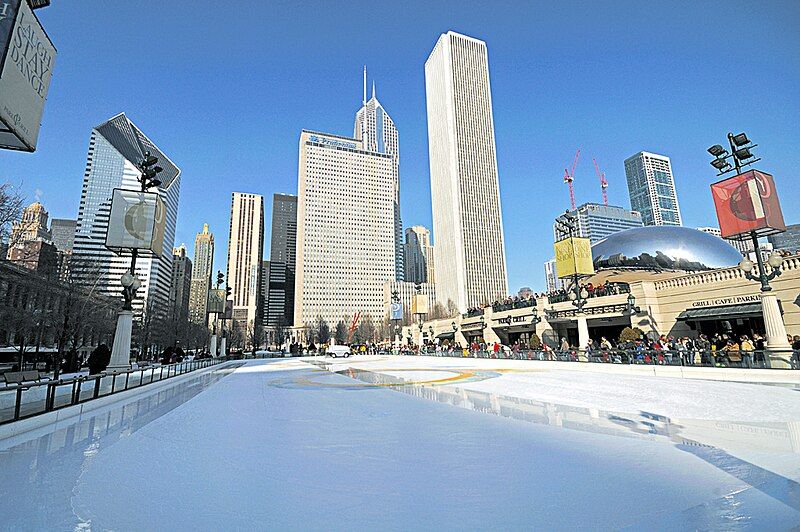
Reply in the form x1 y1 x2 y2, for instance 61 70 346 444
0 183 27 251
247 319 265 355
430 301 447 319
446 299 459 318
273 316 288 348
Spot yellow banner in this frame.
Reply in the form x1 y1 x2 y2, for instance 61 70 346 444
554 237 595 278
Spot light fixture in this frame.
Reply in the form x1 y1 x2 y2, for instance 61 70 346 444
707 145 727 157
451 321 458 331
738 257 755 273
711 158 731 170
767 253 784 269
568 291 577 300
580 288 589 299
149 179 162 188
131 277 141 290
731 133 750 146
121 272 134 287
142 155 158 167
734 147 753 161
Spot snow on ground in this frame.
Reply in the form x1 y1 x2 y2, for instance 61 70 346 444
0 358 799 530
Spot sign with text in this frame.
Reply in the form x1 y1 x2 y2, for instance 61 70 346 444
390 302 403 320
207 289 226 314
412 294 428 315
105 189 166 256
711 170 786 240
0 0 56 151
554 237 595 278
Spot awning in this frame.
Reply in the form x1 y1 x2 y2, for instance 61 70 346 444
436 332 455 340
677 302 764 322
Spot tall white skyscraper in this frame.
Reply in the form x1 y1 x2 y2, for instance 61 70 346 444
188 223 214 325
354 68 403 281
624 151 682 226
72 113 181 315
227 193 264 332
294 130 395 329
425 31 509 310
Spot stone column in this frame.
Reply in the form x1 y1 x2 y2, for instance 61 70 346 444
108 310 133 370
209 334 218 358
762 292 792 368
577 314 589 362
219 336 227 357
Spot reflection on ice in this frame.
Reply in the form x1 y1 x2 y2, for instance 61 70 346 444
329 364 800 512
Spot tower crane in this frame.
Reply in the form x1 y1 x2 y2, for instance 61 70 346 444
563 149 580 210
593 158 608 205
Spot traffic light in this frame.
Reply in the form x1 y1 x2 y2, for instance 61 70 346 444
216 271 224 288
226 285 232 298
138 151 163 189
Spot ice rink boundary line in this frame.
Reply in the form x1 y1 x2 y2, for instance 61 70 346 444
0 360 240 442
321 355 800 384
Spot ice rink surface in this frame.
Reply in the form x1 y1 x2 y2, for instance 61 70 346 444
1 356 800 530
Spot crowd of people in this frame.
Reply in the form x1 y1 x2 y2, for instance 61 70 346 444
547 281 628 303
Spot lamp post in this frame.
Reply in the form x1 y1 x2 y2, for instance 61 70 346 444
391 290 401 348
707 132 791 367
108 152 163 370
555 212 591 357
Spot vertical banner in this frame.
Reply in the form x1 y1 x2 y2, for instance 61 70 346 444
105 189 166 256
711 170 786 239
207 289 226 314
412 294 429 315
390 302 403 320
0 0 56 151
554 237 595 278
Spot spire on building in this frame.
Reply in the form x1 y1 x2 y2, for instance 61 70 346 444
362 65 367 106
372 80 376 101
203 223 209 234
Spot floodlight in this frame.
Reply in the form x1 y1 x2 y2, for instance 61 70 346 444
734 147 753 161
711 158 731 170
707 145 727 157
149 179 162 188
731 133 750 146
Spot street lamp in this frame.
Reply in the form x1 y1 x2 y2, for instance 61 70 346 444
108 151 163 370
707 131 791 366
531 306 542 325
451 321 458 332
625 293 641 315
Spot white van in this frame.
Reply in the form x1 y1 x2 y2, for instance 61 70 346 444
327 345 351 358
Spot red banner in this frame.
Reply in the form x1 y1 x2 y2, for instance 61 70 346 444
710 170 786 240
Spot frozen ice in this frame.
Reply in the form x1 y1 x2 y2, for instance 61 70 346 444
0 356 799 530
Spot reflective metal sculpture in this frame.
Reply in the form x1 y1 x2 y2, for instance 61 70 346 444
592 226 742 272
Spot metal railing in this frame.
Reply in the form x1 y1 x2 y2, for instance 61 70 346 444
396 347 800 370
0 357 230 426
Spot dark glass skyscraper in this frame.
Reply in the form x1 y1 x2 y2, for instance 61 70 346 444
265 194 297 328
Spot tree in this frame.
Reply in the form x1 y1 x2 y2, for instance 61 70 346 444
247 319 265 354
317 316 331 344
619 327 645 343
355 314 376 344
430 301 447 319
527 333 542 349
446 299 459 318
0 183 26 252
334 320 348 345
274 316 288 348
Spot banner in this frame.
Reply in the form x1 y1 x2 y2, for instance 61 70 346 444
0 0 56 151
711 170 786 240
207 289 226 314
412 294 428 315
554 237 595 278
105 189 166 256
390 302 403 320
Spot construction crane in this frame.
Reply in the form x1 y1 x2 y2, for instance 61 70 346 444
563 149 580 210
593 158 609 205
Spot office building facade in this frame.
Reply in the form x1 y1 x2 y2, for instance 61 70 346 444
50 218 76 281
227 192 264 332
265 193 297 328
769 224 800 254
71 113 181 315
553 203 643 244
188 224 214 325
294 130 395 329
404 225 435 284
425 31 509 310
169 244 192 326
624 151 682 226
355 72 403 281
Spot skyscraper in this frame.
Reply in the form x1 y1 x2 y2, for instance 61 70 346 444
6 201 56 272
553 203 643 244
624 151 682 226
355 68 403 280
71 113 181 314
768 224 800 254
294 130 395 329
50 218 76 281
265 193 297 329
425 31 509 310
169 244 192 327
227 192 264 332
188 223 214 325
404 225 435 284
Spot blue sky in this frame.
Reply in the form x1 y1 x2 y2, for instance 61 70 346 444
3 0 799 292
